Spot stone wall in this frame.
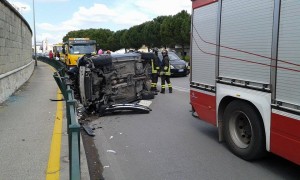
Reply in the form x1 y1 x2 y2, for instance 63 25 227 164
0 0 34 103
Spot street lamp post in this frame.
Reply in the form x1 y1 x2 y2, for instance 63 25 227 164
33 0 37 66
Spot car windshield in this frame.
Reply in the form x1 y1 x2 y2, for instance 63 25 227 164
158 53 180 61
69 44 96 54
168 53 180 61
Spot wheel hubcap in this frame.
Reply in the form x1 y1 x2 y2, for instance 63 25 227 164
229 111 253 149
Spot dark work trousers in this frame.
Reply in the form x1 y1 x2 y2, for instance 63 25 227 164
151 73 159 91
160 75 172 93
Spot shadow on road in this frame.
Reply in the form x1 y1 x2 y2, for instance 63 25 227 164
193 119 300 179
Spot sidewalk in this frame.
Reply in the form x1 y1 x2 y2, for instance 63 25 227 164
0 62 89 180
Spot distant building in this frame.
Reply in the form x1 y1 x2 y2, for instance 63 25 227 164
32 39 53 54
172 45 190 57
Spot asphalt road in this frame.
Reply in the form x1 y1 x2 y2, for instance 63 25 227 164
89 75 300 180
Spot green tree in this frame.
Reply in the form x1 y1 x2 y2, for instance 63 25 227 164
62 28 114 50
62 11 191 53
92 28 114 50
120 30 130 52
143 20 162 51
172 10 191 59
160 15 176 48
107 30 126 51
127 24 145 50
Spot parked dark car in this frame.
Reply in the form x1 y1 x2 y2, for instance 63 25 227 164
158 52 189 76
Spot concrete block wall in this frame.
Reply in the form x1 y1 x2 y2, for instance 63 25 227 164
0 0 34 103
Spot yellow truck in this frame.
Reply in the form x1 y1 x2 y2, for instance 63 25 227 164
62 38 97 67
53 43 65 62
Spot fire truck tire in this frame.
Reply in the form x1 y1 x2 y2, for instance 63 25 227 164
223 100 266 161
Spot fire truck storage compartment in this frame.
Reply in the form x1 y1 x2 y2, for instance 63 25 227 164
276 1 300 107
191 2 218 87
219 0 274 85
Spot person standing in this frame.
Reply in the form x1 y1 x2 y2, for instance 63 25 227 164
151 48 160 94
49 50 53 59
55 51 60 60
98 49 103 55
160 49 172 94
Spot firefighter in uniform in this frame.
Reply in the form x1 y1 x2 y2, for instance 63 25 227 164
160 49 172 94
151 48 160 94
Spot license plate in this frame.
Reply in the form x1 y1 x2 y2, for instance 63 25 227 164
178 69 184 72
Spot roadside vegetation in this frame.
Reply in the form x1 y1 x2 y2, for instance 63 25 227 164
62 10 191 60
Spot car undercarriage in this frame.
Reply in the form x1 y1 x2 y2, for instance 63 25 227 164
67 53 155 115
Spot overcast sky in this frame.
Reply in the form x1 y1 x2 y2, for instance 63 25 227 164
7 0 192 44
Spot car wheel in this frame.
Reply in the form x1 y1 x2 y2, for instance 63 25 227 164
223 100 266 160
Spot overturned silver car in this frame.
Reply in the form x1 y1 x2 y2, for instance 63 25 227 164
67 53 155 115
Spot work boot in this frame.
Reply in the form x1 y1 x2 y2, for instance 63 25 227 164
160 89 165 94
155 88 159 92
169 87 172 93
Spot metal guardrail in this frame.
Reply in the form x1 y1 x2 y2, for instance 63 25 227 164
36 56 81 180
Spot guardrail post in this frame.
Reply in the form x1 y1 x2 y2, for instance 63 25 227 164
66 99 77 133
42 56 82 179
53 75 67 99
69 124 81 180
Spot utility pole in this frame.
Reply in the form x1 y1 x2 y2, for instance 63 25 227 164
33 0 37 66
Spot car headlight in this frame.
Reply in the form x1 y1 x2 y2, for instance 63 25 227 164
170 65 175 69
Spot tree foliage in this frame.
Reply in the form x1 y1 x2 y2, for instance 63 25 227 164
160 15 176 48
143 19 163 50
107 30 126 51
172 10 191 58
63 28 113 50
127 24 145 50
62 11 191 52
120 30 130 51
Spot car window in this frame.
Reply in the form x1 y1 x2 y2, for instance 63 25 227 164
158 54 163 60
168 53 180 61
158 53 180 61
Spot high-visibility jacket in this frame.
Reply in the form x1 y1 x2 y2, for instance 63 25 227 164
151 56 160 74
161 55 171 76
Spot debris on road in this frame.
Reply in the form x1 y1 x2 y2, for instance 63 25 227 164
98 103 152 116
106 150 116 154
137 100 152 107
49 98 64 101
82 124 95 136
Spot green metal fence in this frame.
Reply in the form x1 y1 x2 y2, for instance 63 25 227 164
37 56 81 180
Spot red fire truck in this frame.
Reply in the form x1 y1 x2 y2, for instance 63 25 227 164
190 0 300 165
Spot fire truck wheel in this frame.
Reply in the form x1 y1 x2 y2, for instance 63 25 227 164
223 100 266 161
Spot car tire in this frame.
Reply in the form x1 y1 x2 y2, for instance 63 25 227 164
223 100 266 161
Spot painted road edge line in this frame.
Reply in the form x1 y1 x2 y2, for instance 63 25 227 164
46 89 63 179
